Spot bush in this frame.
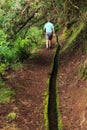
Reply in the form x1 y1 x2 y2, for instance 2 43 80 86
0 63 6 75
14 36 30 61
14 26 43 60
0 44 19 63
0 29 17 63
0 87 15 104
0 27 43 75
0 29 7 45
27 26 43 49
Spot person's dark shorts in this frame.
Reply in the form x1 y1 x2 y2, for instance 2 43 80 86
46 32 53 40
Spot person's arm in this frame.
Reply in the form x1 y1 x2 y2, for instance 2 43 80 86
53 27 55 34
52 26 56 37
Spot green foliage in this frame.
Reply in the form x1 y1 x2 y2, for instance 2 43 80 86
44 91 49 130
0 30 7 45
27 26 42 47
0 77 5 86
58 110 62 130
11 62 23 71
6 112 16 121
84 40 87 53
57 91 62 130
0 0 24 36
55 24 62 32
63 23 84 41
0 29 17 63
0 26 42 63
61 22 85 53
0 63 6 75
68 23 84 44
0 45 18 63
0 25 43 76
0 87 15 104
14 26 42 60
14 36 30 61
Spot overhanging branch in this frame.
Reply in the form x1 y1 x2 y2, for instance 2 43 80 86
16 8 40 34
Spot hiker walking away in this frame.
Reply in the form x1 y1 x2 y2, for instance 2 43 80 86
44 19 55 49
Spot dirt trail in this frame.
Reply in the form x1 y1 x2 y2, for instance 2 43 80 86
0 48 55 130
59 50 87 130
0 38 87 130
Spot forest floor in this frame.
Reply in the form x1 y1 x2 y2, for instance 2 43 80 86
0 36 87 130
59 44 87 130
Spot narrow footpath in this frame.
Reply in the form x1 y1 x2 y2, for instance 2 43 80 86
0 39 87 130
0 48 55 130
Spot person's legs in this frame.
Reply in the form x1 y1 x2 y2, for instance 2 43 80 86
46 32 53 49
46 33 49 49
49 39 53 48
49 33 53 48
46 39 49 49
